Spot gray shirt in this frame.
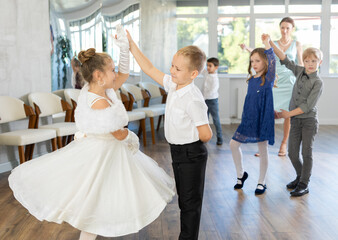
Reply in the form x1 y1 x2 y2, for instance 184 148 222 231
280 57 323 119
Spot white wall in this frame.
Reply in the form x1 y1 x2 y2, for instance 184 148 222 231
0 0 51 172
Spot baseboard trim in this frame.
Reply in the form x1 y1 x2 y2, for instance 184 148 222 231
0 161 15 174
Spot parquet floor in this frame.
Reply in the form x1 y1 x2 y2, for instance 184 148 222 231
1 124 338 240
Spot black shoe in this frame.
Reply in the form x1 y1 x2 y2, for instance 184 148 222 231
286 177 300 189
290 182 309 197
216 138 223 145
255 184 267 195
234 172 248 189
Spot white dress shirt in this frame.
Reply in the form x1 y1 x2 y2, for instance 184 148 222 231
201 69 219 100
163 74 209 145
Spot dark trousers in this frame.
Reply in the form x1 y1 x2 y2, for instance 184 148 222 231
288 117 319 185
170 140 208 240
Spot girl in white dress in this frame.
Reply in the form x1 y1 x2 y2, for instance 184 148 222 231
8 26 175 240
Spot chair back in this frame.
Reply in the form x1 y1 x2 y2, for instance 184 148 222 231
121 83 144 101
138 82 162 98
52 89 66 101
64 89 81 107
0 96 28 123
116 89 131 111
138 82 167 104
28 92 72 125
121 83 150 109
28 92 65 117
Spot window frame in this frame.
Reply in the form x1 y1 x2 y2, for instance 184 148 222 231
176 0 337 77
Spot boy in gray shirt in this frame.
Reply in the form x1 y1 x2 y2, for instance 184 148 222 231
270 38 323 197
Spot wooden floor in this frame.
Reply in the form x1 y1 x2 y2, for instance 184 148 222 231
1 124 338 240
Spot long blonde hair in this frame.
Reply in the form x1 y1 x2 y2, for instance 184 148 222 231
247 48 269 86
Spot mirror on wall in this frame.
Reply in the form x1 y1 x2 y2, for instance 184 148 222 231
49 0 140 91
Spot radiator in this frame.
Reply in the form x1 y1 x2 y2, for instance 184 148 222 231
236 87 246 119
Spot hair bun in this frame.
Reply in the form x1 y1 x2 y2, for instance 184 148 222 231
78 48 96 64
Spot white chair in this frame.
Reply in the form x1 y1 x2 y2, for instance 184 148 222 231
116 90 147 146
52 89 66 123
64 89 81 122
121 83 165 145
28 92 78 148
52 89 66 101
138 82 167 130
0 96 57 164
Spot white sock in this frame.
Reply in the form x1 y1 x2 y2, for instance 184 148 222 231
257 141 269 186
230 139 244 184
79 231 97 240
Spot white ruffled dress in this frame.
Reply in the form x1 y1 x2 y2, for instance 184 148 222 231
8 84 175 237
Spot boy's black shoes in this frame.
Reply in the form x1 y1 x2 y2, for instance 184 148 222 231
216 138 223 145
234 171 248 189
290 182 309 197
286 177 300 189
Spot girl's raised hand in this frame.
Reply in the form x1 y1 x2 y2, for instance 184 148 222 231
114 24 129 50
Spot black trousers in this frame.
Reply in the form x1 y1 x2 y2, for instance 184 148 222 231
170 140 208 240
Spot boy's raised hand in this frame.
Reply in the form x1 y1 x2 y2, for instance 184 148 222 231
125 30 134 48
261 34 270 44
239 43 247 50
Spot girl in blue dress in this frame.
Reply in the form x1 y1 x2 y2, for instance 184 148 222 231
230 34 276 195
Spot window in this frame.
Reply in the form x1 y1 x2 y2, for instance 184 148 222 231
293 17 321 49
69 9 102 55
218 17 250 74
332 0 338 13
176 0 208 14
175 0 335 75
177 7 208 14
177 18 208 56
218 0 250 14
255 18 283 48
254 0 285 14
288 0 322 13
330 16 338 74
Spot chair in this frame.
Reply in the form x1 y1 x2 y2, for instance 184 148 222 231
121 83 165 145
28 92 78 149
0 96 57 164
116 90 147 146
52 89 66 123
138 82 167 130
64 89 81 122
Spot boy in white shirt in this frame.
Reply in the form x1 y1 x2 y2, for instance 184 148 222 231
127 31 212 240
201 57 223 145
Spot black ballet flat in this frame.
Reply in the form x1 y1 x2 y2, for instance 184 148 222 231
255 184 267 195
234 171 248 189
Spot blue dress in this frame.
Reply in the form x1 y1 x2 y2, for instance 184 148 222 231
232 48 276 145
273 40 297 111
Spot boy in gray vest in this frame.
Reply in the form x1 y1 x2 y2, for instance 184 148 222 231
270 38 323 197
